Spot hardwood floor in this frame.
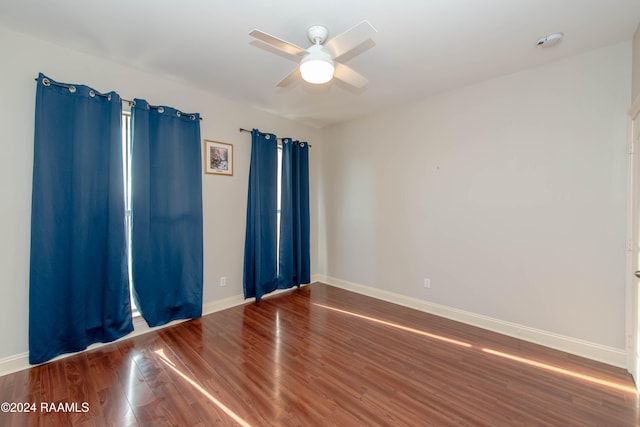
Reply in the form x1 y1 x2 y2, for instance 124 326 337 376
1 283 638 426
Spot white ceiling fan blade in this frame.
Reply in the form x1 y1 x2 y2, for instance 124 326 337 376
277 68 301 87
324 20 377 61
333 63 368 89
249 29 307 57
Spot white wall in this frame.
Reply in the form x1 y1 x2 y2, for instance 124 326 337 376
0 25 323 361
319 42 631 350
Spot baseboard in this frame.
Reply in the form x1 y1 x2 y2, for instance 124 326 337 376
316 275 627 368
0 294 250 377
0 285 312 378
0 352 30 377
4 278 621 376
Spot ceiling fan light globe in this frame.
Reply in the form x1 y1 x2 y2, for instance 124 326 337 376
300 58 335 84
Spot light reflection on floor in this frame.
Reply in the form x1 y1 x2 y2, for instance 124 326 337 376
482 348 638 394
154 348 253 427
312 302 639 396
313 302 473 347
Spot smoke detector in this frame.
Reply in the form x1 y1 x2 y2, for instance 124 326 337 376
536 32 564 47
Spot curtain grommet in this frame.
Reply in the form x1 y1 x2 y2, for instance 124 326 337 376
42 78 50 87
177 111 181 117
107 94 111 101
266 135 271 140
89 90 96 98
190 115 195 120
68 86 76 93
158 107 164 113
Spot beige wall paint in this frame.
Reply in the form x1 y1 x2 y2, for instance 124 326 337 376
319 42 631 350
0 21 634 365
0 25 323 360
633 23 640 100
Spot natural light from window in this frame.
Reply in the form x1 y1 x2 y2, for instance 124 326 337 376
121 112 137 314
155 348 253 426
276 144 282 274
312 302 638 395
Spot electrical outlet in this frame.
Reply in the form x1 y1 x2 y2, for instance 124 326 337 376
423 278 430 288
219 276 227 286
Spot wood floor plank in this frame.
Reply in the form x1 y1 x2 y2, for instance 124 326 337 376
1 283 638 426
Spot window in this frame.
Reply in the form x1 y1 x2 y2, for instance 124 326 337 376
121 112 137 314
277 143 282 274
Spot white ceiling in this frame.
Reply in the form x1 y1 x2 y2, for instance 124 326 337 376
1 0 639 128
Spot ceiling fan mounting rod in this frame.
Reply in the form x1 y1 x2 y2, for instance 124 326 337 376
307 25 329 45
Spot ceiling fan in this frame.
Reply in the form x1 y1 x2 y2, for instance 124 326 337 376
249 20 377 88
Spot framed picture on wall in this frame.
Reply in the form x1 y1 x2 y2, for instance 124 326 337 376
204 140 233 176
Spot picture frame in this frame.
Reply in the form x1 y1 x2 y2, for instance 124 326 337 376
204 140 233 176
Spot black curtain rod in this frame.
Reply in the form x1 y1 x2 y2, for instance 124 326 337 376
34 77 203 120
239 127 312 147
239 127 283 141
